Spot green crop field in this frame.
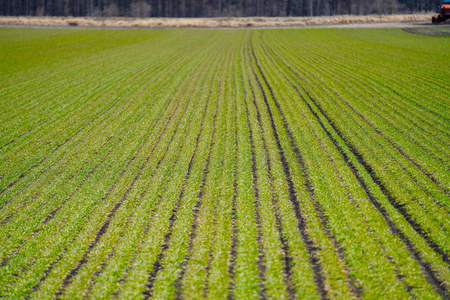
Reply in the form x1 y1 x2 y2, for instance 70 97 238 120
0 27 449 299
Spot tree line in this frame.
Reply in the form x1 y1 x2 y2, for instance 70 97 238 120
1 0 441 17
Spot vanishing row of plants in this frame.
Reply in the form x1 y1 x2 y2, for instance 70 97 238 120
0 28 448 299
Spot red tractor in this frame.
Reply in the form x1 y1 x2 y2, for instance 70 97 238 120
432 0 450 23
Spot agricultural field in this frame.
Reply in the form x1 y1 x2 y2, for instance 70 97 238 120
0 27 449 299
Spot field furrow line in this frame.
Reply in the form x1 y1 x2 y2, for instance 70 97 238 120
247 38 328 300
243 76 268 300
1 63 193 220
25 232 81 298
172 43 234 298
0 98 121 197
317 57 450 149
24 58 200 296
0 31 170 113
110 134 192 298
0 40 189 193
173 78 221 300
85 72 200 299
295 68 450 266
81 246 117 300
78 118 199 298
0 118 52 151
386 87 450 123
0 193 39 226
0 107 173 273
294 35 449 131
111 128 192 298
245 71 308 300
315 35 449 111
0 138 122 269
298 46 450 162
317 75 450 195
105 45 222 299
1 115 128 224
0 70 186 270
0 58 140 167
265 41 450 244
141 65 216 299
67 101 189 298
266 52 450 298
0 55 177 200
267 33 450 179
311 116 440 297
253 38 364 299
53 71 195 298
269 31 450 139
258 34 440 297
260 36 450 265
227 77 239 300
0 46 198 220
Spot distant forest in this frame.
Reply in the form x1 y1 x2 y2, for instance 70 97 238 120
1 0 442 17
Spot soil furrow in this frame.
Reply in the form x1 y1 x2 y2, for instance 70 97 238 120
53 77 190 298
0 129 114 213
227 85 239 300
202 157 225 298
0 136 123 268
0 118 51 151
112 149 185 298
26 232 80 298
0 103 154 267
85 74 198 299
264 41 450 268
202 240 215 298
329 88 450 196
0 193 39 226
0 40 179 161
202 50 234 298
282 37 450 144
247 40 328 300
110 50 219 298
273 60 450 298
386 253 417 297
336 72 450 157
0 49 195 218
142 78 213 300
173 79 221 300
0 48 185 203
300 74 450 266
0 99 120 196
246 74 299 300
387 87 450 124
112 135 191 299
256 38 414 298
82 248 116 300
2 133 114 214
243 79 268 300
255 39 364 299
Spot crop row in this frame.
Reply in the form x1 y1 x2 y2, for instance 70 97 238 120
0 28 449 299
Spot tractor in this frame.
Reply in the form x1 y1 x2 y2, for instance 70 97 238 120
432 0 450 23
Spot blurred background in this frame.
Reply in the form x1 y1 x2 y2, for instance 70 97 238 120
0 0 442 18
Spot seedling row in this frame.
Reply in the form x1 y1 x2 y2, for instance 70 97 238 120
0 28 449 299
